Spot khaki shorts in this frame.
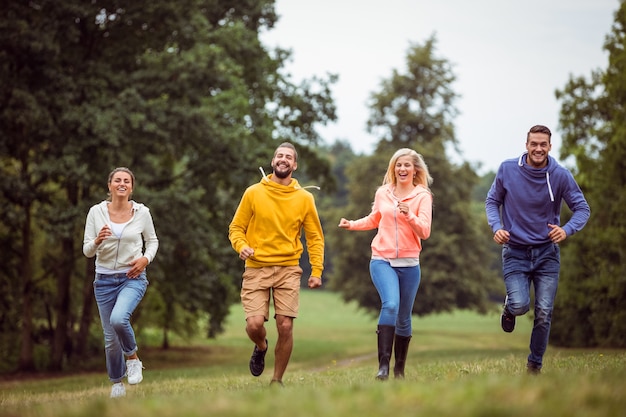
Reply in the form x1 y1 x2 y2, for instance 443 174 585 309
241 265 303 320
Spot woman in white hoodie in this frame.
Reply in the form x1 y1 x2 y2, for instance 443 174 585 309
83 167 158 398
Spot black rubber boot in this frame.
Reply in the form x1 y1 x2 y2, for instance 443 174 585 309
393 334 412 379
375 325 395 380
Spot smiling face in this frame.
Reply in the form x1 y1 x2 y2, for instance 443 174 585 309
394 155 416 186
525 132 551 168
271 146 298 180
108 171 134 201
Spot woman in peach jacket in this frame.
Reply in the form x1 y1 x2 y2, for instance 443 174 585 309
339 148 433 381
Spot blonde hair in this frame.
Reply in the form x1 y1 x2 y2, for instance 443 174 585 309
382 148 433 189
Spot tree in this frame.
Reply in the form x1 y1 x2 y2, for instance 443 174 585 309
552 2 626 347
327 36 500 317
0 0 336 372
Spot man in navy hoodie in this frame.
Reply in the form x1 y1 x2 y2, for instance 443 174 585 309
485 125 590 374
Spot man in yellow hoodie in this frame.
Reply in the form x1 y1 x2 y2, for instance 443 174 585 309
229 142 324 387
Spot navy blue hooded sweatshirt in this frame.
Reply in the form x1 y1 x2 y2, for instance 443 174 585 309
485 152 590 246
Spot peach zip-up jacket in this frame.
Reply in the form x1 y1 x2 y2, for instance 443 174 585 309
345 184 432 259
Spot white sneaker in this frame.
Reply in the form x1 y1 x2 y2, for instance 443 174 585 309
126 359 144 385
110 382 126 398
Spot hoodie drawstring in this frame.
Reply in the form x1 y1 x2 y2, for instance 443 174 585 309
518 152 554 202
546 172 554 202
259 167 270 183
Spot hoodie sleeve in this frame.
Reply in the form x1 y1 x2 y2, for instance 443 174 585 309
228 188 253 254
302 193 325 278
485 164 505 233
560 170 591 236
405 190 432 239
83 205 98 258
141 207 159 263
348 189 383 231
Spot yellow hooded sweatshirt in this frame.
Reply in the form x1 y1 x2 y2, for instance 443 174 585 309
228 174 324 277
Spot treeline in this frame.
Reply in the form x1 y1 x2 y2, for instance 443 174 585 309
550 2 626 348
0 0 338 373
1 0 625 375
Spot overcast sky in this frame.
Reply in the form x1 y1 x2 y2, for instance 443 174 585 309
261 0 618 173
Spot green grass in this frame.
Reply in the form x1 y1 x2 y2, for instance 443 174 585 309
1 290 625 417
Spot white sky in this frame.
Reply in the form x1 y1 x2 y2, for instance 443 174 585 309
261 0 618 173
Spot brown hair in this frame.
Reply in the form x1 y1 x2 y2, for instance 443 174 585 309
107 167 135 201
274 142 298 162
527 125 552 142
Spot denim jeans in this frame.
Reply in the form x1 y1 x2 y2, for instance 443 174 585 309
502 242 560 366
369 259 421 337
94 271 148 382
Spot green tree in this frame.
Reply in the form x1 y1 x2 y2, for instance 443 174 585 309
328 36 500 317
474 171 502 293
313 140 360 286
552 2 626 347
0 0 336 372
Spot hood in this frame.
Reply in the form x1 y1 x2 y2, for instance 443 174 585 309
259 167 320 191
97 200 146 213
517 152 556 202
384 183 430 202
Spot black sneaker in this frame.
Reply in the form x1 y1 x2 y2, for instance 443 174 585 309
527 361 541 375
249 339 268 377
501 310 516 332
500 296 515 333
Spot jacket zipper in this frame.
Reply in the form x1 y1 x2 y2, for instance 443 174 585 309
110 207 134 270
394 199 400 258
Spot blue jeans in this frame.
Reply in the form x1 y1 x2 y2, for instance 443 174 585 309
369 259 421 337
94 271 148 382
502 242 560 366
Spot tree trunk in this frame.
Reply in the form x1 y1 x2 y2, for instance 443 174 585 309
162 326 170 349
50 237 74 371
18 207 35 372
76 257 96 356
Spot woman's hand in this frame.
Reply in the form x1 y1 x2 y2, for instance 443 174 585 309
397 202 410 216
95 225 112 245
338 218 350 228
127 257 148 278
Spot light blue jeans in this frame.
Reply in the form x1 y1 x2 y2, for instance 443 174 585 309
369 259 421 337
94 271 148 382
502 242 560 367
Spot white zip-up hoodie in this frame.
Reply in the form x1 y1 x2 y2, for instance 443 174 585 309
83 200 159 271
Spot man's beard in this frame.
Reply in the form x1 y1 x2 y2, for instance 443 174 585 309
273 164 292 179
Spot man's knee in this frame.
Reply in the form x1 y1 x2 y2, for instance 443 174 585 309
508 301 531 316
534 306 553 324
246 316 265 333
275 315 293 336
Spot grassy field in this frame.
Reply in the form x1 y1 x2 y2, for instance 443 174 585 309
1 290 625 417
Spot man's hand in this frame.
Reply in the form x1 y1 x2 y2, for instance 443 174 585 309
548 223 566 243
308 276 322 289
239 246 254 260
493 229 510 245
